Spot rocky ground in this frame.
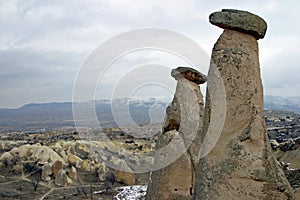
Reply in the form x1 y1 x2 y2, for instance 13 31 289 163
0 110 300 199
0 127 157 199
266 110 300 198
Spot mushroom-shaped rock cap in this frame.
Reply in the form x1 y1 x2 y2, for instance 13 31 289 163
171 67 207 85
209 9 267 40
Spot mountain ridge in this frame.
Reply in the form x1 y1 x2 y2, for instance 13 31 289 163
0 95 299 132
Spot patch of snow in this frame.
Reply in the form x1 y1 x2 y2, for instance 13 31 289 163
114 185 147 200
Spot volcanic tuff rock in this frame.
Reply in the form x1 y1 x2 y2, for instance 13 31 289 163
171 67 207 85
41 163 52 181
193 10 294 199
209 9 267 39
146 67 206 200
0 144 66 166
115 170 136 185
55 169 68 187
0 140 140 188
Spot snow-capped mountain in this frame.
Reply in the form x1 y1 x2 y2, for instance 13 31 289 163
0 98 170 132
1 96 300 132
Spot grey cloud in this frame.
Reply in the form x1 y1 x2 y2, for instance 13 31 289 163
0 0 299 107
262 50 300 96
0 48 82 107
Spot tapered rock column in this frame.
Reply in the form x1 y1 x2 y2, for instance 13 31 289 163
193 9 295 199
146 67 206 200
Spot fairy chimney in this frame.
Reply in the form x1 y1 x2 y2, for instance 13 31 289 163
146 67 206 200
193 9 294 200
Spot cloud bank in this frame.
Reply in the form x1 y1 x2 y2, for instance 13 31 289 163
0 0 299 107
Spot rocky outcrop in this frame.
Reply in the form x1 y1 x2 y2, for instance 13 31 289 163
55 169 68 187
115 170 136 185
280 162 300 191
51 160 64 176
0 141 111 187
69 166 78 181
273 137 300 169
0 139 148 191
272 139 300 195
146 67 206 200
193 9 294 200
41 162 52 181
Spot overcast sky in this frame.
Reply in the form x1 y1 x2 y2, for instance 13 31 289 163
1 0 299 108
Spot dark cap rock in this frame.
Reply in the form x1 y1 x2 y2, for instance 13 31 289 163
171 67 207 85
209 9 267 40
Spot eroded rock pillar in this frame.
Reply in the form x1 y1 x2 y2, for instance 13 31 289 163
193 9 294 200
146 67 206 200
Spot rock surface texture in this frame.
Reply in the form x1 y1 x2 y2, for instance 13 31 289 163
146 67 206 200
209 9 267 40
171 67 207 85
193 9 295 200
